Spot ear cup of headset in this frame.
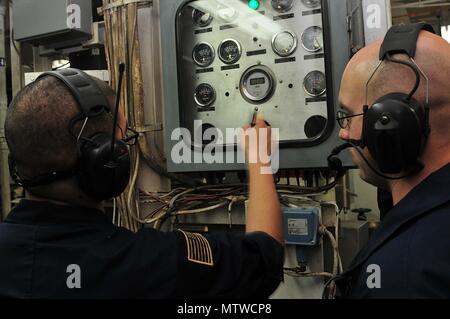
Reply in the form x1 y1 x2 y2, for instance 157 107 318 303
77 133 131 200
363 92 426 174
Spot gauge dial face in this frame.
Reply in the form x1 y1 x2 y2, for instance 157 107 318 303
301 26 323 52
240 66 276 103
194 83 216 107
304 115 327 138
218 39 242 64
192 8 213 27
271 0 295 12
303 70 326 96
301 0 321 8
217 7 238 23
192 42 215 67
272 31 297 57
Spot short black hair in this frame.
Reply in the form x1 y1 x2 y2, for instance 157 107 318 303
5 75 115 179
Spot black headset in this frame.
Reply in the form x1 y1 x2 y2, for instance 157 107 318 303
9 67 131 200
328 23 435 177
361 23 435 175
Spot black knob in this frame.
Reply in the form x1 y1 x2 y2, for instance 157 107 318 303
351 208 371 221
380 113 391 125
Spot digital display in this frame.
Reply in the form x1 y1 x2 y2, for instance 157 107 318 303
250 77 266 85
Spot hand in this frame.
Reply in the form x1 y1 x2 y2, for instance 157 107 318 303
241 112 272 168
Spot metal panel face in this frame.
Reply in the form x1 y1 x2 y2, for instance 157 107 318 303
160 0 354 172
176 0 330 145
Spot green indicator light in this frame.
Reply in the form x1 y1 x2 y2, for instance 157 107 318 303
248 0 259 10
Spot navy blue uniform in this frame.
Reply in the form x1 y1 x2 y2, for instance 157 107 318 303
336 163 450 298
0 200 283 298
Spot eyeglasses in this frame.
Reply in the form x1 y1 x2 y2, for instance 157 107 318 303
336 110 364 129
121 126 140 146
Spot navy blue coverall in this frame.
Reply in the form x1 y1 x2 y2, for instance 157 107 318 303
0 200 283 298
337 163 450 298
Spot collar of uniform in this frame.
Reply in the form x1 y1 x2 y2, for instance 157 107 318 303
4 199 110 225
346 162 450 273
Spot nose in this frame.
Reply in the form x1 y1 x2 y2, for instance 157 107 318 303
339 127 349 141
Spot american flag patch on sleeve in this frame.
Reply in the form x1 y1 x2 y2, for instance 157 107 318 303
178 230 214 266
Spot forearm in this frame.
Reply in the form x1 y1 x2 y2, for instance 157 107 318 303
246 164 283 244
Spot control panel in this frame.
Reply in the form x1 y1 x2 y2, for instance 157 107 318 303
176 0 332 146
160 0 355 172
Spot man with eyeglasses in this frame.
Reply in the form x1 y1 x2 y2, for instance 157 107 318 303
0 71 283 298
333 27 450 298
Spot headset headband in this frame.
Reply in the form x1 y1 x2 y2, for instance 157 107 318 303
36 68 111 118
379 22 435 60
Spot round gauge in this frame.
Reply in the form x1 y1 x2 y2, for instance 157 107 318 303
301 26 323 52
301 0 321 8
194 83 216 107
272 31 297 57
271 0 295 12
303 70 326 97
192 8 213 27
305 115 327 138
218 7 238 23
240 65 276 104
192 42 215 67
218 39 242 64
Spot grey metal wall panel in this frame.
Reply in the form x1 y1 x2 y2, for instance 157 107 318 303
363 0 391 45
13 0 92 43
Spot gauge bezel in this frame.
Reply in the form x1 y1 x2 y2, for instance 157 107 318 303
301 0 321 9
301 26 323 53
303 70 327 97
192 42 215 67
271 30 298 57
217 7 239 23
194 83 217 107
218 39 242 65
271 0 295 13
240 65 276 104
192 8 213 27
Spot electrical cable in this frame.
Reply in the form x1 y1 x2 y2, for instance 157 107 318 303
284 269 334 278
112 197 116 224
323 227 342 275
172 201 229 216
322 274 341 299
